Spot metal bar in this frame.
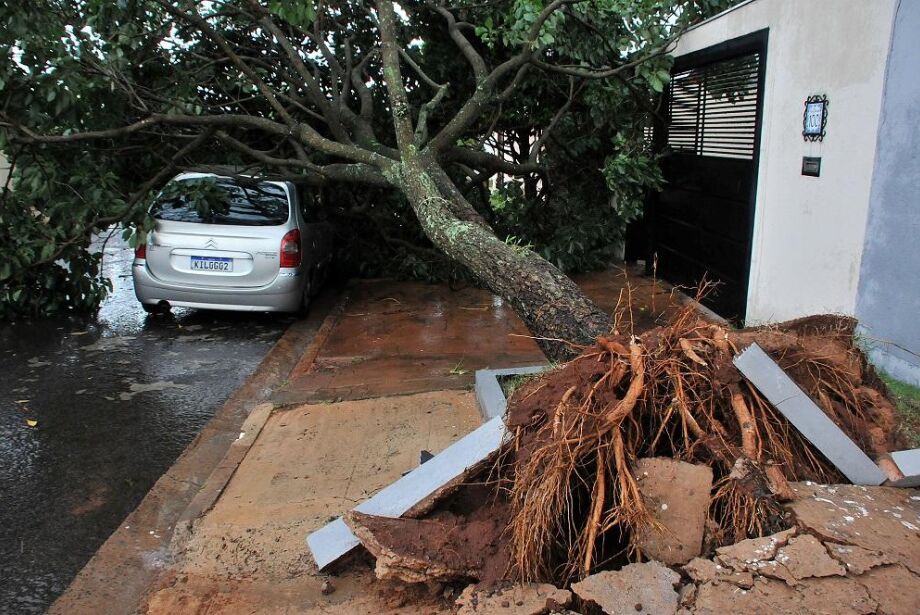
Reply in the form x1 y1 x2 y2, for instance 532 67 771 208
306 415 508 569
733 343 886 486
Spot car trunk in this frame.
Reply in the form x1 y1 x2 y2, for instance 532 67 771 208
145 222 284 288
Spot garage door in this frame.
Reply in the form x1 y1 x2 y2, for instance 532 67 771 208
648 30 768 321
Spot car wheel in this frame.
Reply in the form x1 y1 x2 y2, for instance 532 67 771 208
141 302 168 315
298 275 313 316
308 263 325 298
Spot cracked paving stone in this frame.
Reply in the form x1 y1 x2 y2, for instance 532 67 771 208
775 534 846 580
572 562 680 615
787 483 920 575
691 575 876 615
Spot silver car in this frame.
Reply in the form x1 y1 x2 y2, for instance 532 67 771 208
133 172 333 313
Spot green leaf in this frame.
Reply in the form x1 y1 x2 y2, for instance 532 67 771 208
39 242 56 261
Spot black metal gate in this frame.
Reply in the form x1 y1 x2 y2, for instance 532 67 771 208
647 30 768 321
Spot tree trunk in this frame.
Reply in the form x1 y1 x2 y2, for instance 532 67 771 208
374 1 611 360
392 152 612 361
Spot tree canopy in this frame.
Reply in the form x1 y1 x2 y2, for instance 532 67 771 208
0 0 730 354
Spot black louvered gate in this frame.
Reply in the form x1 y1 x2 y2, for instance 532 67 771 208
646 30 768 322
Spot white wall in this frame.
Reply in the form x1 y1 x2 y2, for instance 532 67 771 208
0 152 9 189
672 0 897 323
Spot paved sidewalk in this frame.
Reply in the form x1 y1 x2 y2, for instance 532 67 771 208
274 267 681 405
135 268 684 613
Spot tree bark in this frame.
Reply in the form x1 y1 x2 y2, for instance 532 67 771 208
393 152 612 360
374 0 612 360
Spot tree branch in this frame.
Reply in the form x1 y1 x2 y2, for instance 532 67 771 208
425 0 581 154
214 131 389 186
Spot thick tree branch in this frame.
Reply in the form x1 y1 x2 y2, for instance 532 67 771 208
375 0 415 152
443 146 544 176
214 131 389 186
425 0 580 153
429 3 488 81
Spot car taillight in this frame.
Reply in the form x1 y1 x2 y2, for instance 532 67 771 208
135 243 147 259
280 229 301 268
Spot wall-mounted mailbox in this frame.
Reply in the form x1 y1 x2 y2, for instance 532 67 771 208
802 156 821 177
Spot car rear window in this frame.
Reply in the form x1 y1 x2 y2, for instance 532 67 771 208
151 178 290 226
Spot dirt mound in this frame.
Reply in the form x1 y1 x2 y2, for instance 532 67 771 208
345 483 511 586
502 306 903 585
343 304 906 597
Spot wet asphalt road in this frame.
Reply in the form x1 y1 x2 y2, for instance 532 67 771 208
0 236 293 613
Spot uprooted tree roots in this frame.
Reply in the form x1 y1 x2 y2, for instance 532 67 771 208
501 303 902 585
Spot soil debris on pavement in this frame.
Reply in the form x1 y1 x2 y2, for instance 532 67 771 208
327 301 920 613
344 481 513 586
345 511 485 584
455 583 572 615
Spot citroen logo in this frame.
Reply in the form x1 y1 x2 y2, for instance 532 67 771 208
205 239 217 249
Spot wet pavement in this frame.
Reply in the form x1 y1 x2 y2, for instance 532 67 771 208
0 235 293 613
275 267 682 406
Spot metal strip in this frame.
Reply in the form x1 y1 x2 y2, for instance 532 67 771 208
733 343 886 486
306 415 507 569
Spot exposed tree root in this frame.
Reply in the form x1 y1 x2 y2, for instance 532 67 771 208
501 300 903 585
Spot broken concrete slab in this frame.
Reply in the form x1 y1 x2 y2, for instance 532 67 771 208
856 564 920 615
692 575 877 615
823 542 895 576
715 527 797 571
733 343 886 486
455 583 571 615
571 562 680 615
344 512 481 584
307 415 506 570
774 534 846 580
787 483 920 575
475 365 548 420
889 449 920 488
634 458 713 565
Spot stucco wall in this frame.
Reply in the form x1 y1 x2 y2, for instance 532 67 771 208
671 0 897 323
855 1 920 386
0 152 9 188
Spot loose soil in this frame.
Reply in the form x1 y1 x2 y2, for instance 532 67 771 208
375 311 906 593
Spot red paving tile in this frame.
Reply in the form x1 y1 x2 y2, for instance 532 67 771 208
275 267 682 403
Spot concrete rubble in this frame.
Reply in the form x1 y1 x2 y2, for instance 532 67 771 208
571 562 681 615
678 483 920 615
455 583 572 615
344 511 483 584
787 482 920 575
339 482 920 615
634 458 713 565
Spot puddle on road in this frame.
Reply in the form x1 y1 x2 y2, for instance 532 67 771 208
119 380 190 401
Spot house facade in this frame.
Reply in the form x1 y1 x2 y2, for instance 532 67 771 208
646 0 919 384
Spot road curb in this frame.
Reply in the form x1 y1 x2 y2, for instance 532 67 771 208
49 289 346 615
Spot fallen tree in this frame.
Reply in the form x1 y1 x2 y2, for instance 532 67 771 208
341 304 906 590
0 0 728 350
503 306 902 583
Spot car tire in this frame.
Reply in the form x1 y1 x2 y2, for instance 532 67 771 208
308 263 325 298
141 302 168 315
298 275 313 316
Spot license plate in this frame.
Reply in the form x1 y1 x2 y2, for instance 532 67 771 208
191 256 233 272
